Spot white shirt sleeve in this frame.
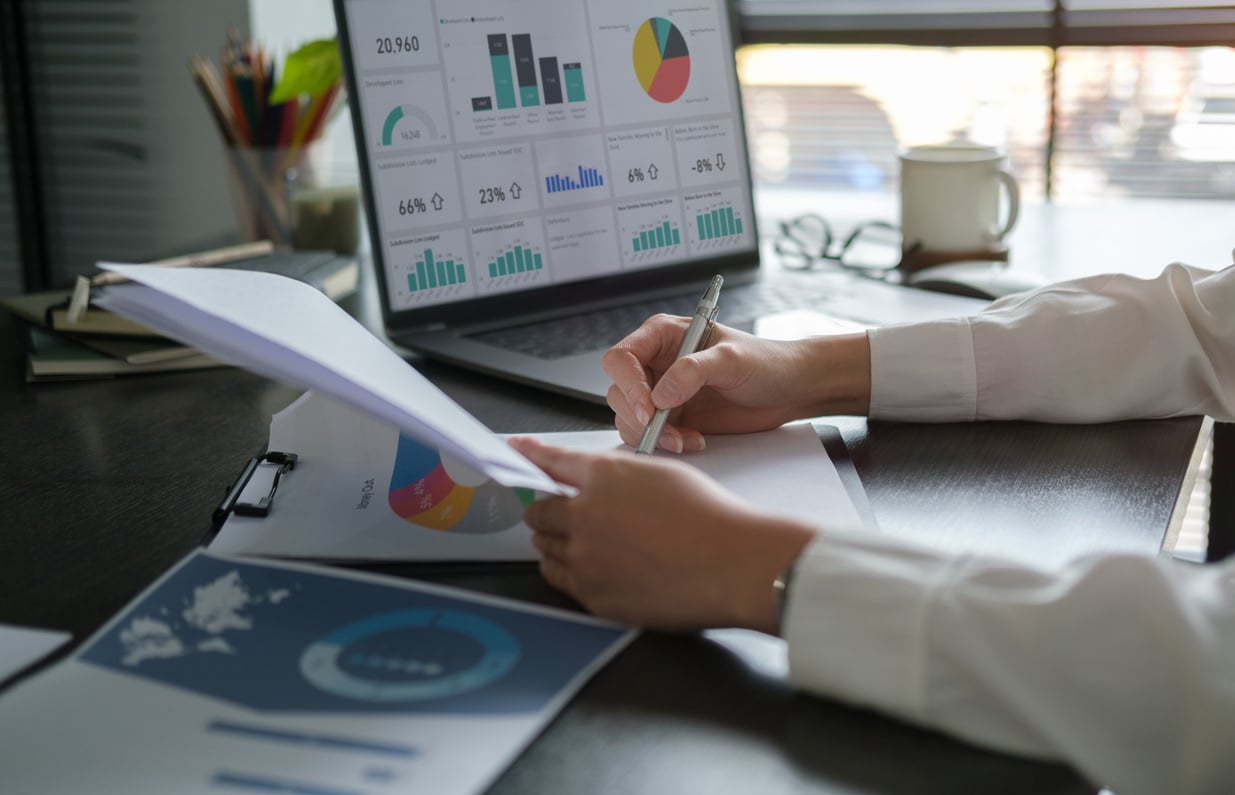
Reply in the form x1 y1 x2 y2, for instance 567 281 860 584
784 263 1235 795
868 262 1235 423
784 535 1235 795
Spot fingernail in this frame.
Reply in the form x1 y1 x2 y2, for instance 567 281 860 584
635 403 650 426
667 435 684 454
686 434 705 452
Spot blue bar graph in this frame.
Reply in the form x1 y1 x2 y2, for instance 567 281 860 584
545 165 604 193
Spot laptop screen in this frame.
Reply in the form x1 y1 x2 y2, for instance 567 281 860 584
336 0 758 330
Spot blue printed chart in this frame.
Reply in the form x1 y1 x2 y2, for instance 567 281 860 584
79 553 622 713
0 551 634 795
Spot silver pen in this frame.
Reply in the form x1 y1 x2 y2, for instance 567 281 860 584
635 274 723 454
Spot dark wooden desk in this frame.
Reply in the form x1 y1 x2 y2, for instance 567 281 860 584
0 286 1205 794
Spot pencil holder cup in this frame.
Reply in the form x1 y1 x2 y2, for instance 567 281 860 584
224 144 317 246
287 159 361 255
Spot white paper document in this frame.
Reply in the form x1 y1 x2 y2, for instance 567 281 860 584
210 391 867 561
94 265 562 494
0 550 635 795
0 624 70 682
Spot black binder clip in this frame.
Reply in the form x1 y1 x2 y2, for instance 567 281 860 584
213 451 299 526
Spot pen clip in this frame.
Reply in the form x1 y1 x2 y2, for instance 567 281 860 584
700 305 720 349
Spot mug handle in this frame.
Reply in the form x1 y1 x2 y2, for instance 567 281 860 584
993 168 1020 241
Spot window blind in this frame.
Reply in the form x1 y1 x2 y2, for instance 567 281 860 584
0 67 20 296
21 0 250 287
738 1 1235 47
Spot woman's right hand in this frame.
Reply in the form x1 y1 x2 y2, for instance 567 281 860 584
602 315 872 452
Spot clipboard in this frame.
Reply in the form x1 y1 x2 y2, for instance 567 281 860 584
213 451 298 527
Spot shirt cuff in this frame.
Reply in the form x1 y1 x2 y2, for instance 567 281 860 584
783 533 958 724
868 319 977 422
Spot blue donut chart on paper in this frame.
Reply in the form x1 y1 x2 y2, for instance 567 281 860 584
78 553 625 714
301 609 520 702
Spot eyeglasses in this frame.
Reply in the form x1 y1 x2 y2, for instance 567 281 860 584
773 214 905 276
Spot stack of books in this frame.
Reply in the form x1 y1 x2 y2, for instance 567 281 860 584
1 246 359 382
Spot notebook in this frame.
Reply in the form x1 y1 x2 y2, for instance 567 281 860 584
335 0 981 403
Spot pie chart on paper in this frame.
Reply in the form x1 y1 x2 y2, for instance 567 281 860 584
387 434 535 534
633 17 691 103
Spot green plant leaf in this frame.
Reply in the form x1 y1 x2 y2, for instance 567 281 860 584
268 38 341 104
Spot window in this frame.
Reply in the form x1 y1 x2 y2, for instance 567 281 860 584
735 2 1235 202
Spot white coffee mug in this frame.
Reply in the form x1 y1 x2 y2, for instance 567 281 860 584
899 144 1019 254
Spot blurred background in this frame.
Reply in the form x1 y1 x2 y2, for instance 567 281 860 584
3 0 1234 291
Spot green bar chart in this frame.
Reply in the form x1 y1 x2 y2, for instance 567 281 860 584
408 248 467 292
563 63 586 102
695 206 743 241
487 244 544 278
632 221 681 253
488 34 517 110
474 34 587 112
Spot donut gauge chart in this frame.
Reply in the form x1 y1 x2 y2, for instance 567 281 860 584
633 17 691 103
300 609 521 703
388 435 536 533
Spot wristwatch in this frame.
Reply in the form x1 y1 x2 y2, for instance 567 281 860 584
772 555 800 635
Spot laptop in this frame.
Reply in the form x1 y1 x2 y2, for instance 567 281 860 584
334 0 964 403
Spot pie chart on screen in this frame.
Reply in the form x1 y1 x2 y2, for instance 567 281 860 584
633 17 690 103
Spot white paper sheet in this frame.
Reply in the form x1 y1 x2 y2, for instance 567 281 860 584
94 265 562 494
0 624 70 682
209 391 867 562
0 551 635 795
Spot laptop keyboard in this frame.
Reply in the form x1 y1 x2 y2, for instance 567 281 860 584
468 276 837 360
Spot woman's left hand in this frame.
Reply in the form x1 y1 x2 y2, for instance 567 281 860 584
510 436 816 634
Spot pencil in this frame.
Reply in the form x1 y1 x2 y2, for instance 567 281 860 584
302 82 341 145
289 87 328 149
189 54 288 244
233 62 260 147
96 240 277 286
251 46 266 145
189 55 241 147
276 97 298 148
223 57 252 145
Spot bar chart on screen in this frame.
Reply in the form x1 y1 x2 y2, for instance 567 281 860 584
437 3 597 142
536 133 610 207
470 219 550 295
685 190 749 252
617 198 688 266
387 229 475 308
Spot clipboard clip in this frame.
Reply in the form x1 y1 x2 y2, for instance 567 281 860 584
213 451 299 526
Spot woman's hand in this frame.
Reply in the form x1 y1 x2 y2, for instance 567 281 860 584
511 436 817 633
603 316 871 453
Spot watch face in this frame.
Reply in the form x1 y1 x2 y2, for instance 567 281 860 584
301 609 520 702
